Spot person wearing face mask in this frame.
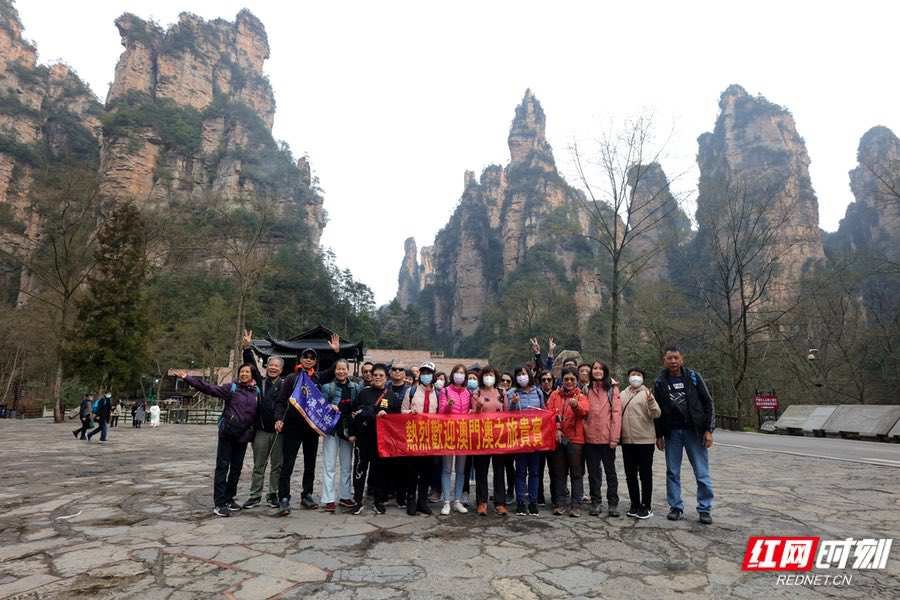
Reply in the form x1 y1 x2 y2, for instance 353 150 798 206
620 368 660 519
497 372 516 499
428 372 448 502
508 366 545 516
536 371 555 505
584 361 622 517
401 362 439 515
460 370 481 506
546 367 589 517
472 367 507 516
438 364 473 515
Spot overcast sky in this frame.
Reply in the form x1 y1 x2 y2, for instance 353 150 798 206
19 1 900 305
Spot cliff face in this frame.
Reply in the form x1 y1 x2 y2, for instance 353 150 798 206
695 84 825 301
828 126 900 261
0 1 103 304
99 9 325 243
396 90 604 346
626 162 692 281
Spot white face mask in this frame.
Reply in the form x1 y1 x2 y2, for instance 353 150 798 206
435 380 445 390
516 374 530 387
483 375 495 388
628 375 643 388
452 372 466 385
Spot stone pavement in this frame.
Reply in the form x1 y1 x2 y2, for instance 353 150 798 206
1 420 898 599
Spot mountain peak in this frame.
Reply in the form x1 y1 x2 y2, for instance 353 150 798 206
508 88 552 164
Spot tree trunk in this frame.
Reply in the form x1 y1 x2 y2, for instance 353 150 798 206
53 300 70 423
232 288 246 371
610 255 621 371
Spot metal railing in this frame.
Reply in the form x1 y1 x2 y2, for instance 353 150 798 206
161 408 222 425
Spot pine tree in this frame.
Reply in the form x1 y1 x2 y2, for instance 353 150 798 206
66 202 150 392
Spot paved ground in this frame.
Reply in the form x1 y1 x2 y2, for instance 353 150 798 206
1 420 898 599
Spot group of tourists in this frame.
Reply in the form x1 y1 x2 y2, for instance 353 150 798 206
174 334 716 525
71 394 160 441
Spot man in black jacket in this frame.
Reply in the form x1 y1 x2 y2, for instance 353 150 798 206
349 363 389 515
653 345 715 525
273 334 340 516
240 331 285 509
87 393 112 442
72 394 93 440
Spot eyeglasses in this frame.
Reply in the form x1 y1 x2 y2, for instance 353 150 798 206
540 378 552 382
361 370 372 375
501 378 512 384
390 367 405 372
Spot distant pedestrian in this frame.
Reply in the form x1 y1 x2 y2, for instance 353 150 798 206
133 402 145 428
148 402 161 427
110 402 121 428
72 394 93 440
87 393 112 442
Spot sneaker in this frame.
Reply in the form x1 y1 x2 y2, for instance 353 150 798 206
417 502 433 515
552 506 564 516
440 501 451 516
667 507 684 521
428 491 441 503
589 504 601 517
452 501 468 514
266 495 279 508
339 498 356 508
300 494 318 510
582 494 591 503
397 498 407 508
226 500 242 512
373 502 387 515
608 506 620 518
242 497 262 510
637 507 653 519
537 496 546 506
528 503 539 516
516 503 527 516
698 512 713 525
213 505 231 518
477 502 487 516
625 506 641 518
460 492 471 507
569 507 580 518
276 499 291 517
496 505 508 516
407 503 418 516
351 502 366 515
323 502 336 513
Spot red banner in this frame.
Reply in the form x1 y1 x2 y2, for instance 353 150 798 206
754 393 779 411
376 410 557 457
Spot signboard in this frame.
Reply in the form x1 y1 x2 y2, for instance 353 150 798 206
754 393 779 411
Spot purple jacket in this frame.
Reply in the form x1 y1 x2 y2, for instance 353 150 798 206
183 376 259 443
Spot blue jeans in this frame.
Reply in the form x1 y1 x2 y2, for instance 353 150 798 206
441 455 466 502
665 428 714 513
514 452 540 504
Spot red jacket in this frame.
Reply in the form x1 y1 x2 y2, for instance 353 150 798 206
546 388 589 444
583 383 622 445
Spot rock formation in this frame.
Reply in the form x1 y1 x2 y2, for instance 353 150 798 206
828 126 900 262
396 90 605 347
0 0 102 304
695 84 825 301
99 9 325 243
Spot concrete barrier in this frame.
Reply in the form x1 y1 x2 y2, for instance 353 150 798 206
889 419 900 440
822 405 900 438
774 405 837 432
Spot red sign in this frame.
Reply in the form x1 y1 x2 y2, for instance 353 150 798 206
754 393 779 411
742 536 820 571
376 410 557 457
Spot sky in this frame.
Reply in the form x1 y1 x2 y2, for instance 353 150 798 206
18 1 900 306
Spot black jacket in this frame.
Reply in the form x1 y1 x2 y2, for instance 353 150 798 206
653 367 716 437
243 348 284 433
349 385 387 440
95 397 112 421
274 365 335 432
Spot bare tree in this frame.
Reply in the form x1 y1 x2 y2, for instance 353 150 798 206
0 166 101 421
570 116 687 369
694 175 807 421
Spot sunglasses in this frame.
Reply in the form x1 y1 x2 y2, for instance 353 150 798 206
390 367 405 372
540 378 552 382
501 378 512 383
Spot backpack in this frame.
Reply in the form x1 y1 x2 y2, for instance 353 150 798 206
91 399 100 413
